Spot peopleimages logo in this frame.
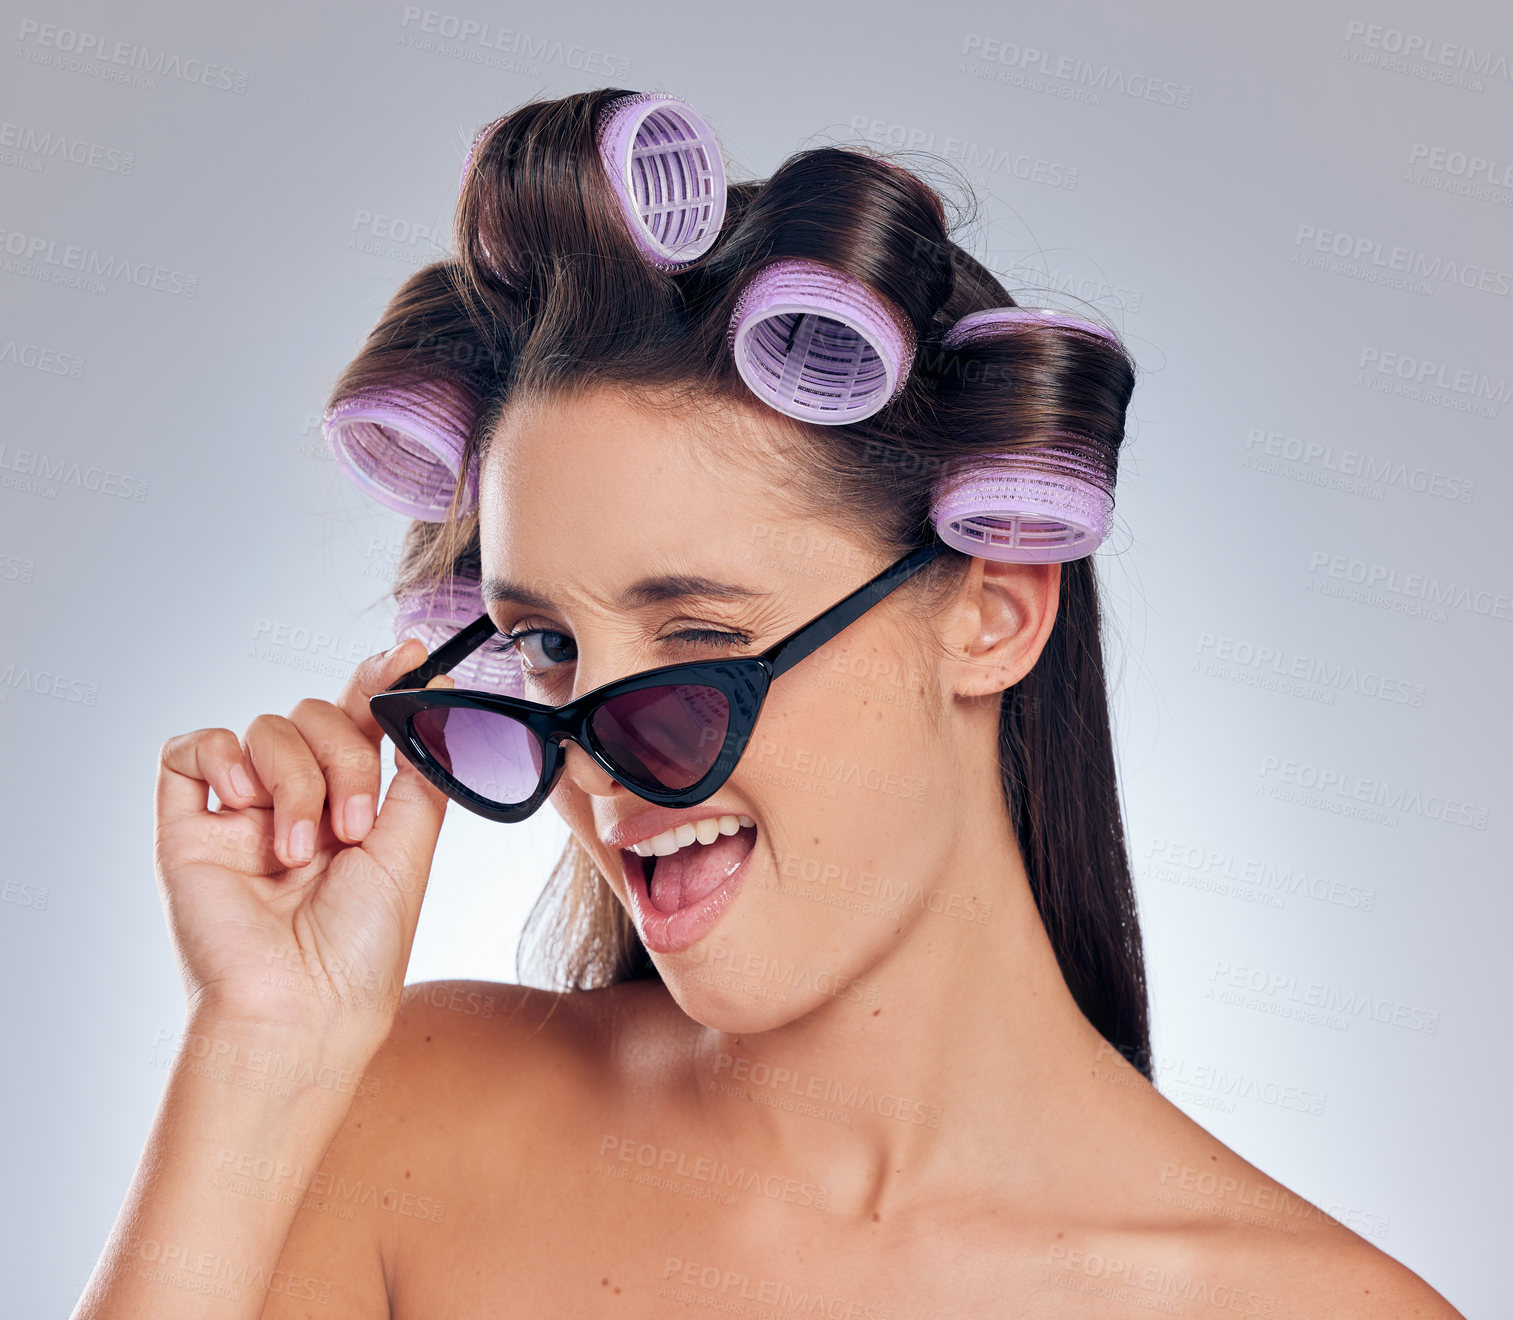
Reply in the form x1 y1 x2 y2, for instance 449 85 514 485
848 117 1078 191
958 33 1193 108
1306 550 1512 624
1292 223 1513 299
991 258 1143 313
1147 836 1378 913
1257 755 1489 831
1356 348 1507 420
711 1051 943 1128
0 228 199 297
1195 630 1426 708
0 444 149 501
0 659 99 706
1342 19 1513 85
1408 142 1513 188
14 19 249 92
397 7 631 77
1139 1045 1327 1116
346 209 445 265
0 338 85 378
1208 959 1441 1034
1243 427 1477 502
0 121 135 174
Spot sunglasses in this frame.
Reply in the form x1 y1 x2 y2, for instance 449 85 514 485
369 539 945 822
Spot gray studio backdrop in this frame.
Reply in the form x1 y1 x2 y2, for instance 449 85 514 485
2 0 1508 1313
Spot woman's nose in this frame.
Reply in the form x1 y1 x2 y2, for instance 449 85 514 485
556 739 621 798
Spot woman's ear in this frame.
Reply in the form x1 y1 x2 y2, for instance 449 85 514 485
939 556 1061 701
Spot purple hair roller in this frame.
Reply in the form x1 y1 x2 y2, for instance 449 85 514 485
458 114 512 279
323 381 480 522
728 257 916 425
394 574 524 697
394 575 540 801
459 114 507 195
945 304 1122 348
932 458 1113 563
929 306 1120 562
596 92 727 268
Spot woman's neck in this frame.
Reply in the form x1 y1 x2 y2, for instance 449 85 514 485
687 771 1117 1224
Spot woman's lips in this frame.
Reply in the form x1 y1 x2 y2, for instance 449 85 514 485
621 824 757 954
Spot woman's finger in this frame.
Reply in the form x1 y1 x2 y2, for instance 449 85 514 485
351 673 454 932
334 638 428 749
241 713 329 870
286 697 383 846
157 726 260 828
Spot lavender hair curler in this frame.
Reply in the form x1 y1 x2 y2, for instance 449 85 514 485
323 380 481 522
595 93 727 268
340 95 724 523
459 115 506 196
394 574 524 697
461 94 725 283
728 257 917 425
932 456 1113 562
944 304 1122 349
393 575 541 799
929 306 1121 562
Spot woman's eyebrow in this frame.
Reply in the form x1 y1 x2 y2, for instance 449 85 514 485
481 573 770 611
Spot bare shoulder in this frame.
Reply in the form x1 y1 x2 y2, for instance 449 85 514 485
1268 1227 1466 1318
1091 1061 1464 1318
1187 1205 1465 1318
259 976 675 1316
1137 1109 1462 1317
369 973 676 1133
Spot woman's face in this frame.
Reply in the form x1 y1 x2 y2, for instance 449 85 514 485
479 385 978 1031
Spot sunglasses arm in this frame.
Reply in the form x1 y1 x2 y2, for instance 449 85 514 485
763 541 943 682
379 540 942 695
382 612 500 693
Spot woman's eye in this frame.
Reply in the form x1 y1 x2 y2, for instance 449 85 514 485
482 626 753 681
487 628 576 674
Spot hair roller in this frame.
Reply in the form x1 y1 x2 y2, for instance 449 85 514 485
727 257 917 425
932 456 1113 562
323 378 481 522
595 92 727 268
394 574 523 696
457 116 515 283
944 305 1122 349
459 114 507 196
461 92 726 286
929 306 1122 562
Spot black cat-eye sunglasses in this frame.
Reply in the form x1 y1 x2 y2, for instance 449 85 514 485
369 540 944 822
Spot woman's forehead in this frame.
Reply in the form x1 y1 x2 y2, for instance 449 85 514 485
474 387 882 611
481 389 804 538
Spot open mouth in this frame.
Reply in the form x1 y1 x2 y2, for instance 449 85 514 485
614 813 760 954
629 822 758 915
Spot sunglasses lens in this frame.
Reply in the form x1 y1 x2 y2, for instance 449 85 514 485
410 706 545 805
590 683 731 792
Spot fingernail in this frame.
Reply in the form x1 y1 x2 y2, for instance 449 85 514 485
289 820 316 864
383 641 408 661
344 794 375 840
228 764 254 800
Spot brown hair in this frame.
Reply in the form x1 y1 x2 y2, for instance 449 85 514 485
326 88 1151 1077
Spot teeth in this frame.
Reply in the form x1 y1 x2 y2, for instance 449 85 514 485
628 814 755 859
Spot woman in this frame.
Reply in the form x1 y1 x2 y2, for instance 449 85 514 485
74 89 1462 1318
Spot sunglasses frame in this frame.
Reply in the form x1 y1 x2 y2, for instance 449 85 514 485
369 539 945 822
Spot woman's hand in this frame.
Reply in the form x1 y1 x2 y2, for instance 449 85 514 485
153 639 452 1058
